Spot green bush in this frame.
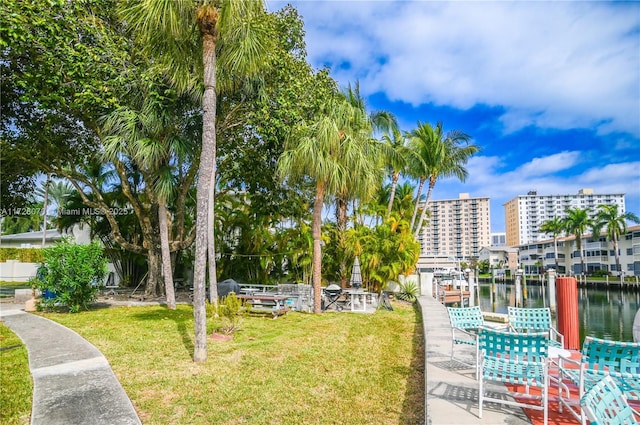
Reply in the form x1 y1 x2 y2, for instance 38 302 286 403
36 239 107 313
212 292 244 334
397 280 419 303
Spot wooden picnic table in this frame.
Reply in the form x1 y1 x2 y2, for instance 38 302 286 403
236 294 291 318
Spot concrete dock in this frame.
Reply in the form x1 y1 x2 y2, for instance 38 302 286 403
418 295 533 424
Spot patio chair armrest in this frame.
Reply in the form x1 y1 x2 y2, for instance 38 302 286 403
550 327 564 345
558 353 580 369
453 327 477 337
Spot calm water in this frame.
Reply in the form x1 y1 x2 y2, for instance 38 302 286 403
476 282 640 343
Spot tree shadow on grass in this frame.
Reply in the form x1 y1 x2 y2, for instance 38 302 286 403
400 303 426 425
131 307 194 357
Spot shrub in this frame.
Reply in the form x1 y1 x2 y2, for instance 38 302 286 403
213 292 244 334
36 238 107 313
0 247 43 263
396 280 419 303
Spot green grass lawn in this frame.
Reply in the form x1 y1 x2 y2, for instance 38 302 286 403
0 324 32 425
37 302 424 425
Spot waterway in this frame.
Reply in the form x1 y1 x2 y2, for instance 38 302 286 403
476 282 640 343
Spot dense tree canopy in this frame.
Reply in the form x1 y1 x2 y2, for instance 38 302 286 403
0 1 480 328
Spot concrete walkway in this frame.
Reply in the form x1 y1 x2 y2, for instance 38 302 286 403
0 302 141 425
417 295 532 425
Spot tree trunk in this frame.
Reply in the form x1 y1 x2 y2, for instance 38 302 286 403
386 171 399 219
414 178 435 238
577 237 585 275
613 235 621 275
409 177 425 231
159 202 176 309
312 182 325 314
193 26 218 362
145 242 164 297
553 237 559 270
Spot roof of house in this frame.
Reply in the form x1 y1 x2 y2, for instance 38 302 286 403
481 246 519 253
0 229 64 242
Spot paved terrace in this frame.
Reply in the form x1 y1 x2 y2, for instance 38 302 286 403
417 294 534 425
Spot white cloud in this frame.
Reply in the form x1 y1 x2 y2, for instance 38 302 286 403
268 0 640 229
512 152 582 179
276 1 640 137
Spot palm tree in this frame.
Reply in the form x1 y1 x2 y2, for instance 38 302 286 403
380 122 412 219
409 121 478 238
121 0 270 362
278 97 373 313
540 216 565 271
102 93 198 309
333 85 384 287
591 204 640 275
405 133 428 232
562 207 593 275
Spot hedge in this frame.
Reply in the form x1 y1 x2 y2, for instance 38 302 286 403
0 248 44 263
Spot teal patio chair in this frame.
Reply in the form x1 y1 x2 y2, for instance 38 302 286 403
508 307 564 348
580 375 639 425
558 336 640 424
447 306 484 378
478 327 550 425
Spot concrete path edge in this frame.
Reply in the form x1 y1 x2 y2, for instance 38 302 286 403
0 303 141 425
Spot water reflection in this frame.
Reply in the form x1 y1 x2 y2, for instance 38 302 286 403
477 283 640 343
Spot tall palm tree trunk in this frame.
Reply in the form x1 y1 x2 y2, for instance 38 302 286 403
193 23 218 362
553 238 559 271
613 235 621 274
159 202 176 309
414 179 434 238
578 238 586 275
312 182 325 314
409 177 425 231
386 171 400 219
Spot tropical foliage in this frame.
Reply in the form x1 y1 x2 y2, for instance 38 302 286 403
591 204 640 274
540 216 565 271
562 207 593 274
35 239 107 313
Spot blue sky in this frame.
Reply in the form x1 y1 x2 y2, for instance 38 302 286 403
268 1 640 232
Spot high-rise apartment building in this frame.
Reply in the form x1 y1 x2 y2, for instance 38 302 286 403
418 193 491 260
503 189 626 246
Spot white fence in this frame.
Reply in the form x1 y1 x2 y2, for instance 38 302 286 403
0 260 120 285
0 260 38 282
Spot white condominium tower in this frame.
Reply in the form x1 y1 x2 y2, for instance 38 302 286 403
504 189 625 246
418 193 491 259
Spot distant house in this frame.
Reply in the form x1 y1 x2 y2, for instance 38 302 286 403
478 246 519 271
0 224 115 283
0 224 92 248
